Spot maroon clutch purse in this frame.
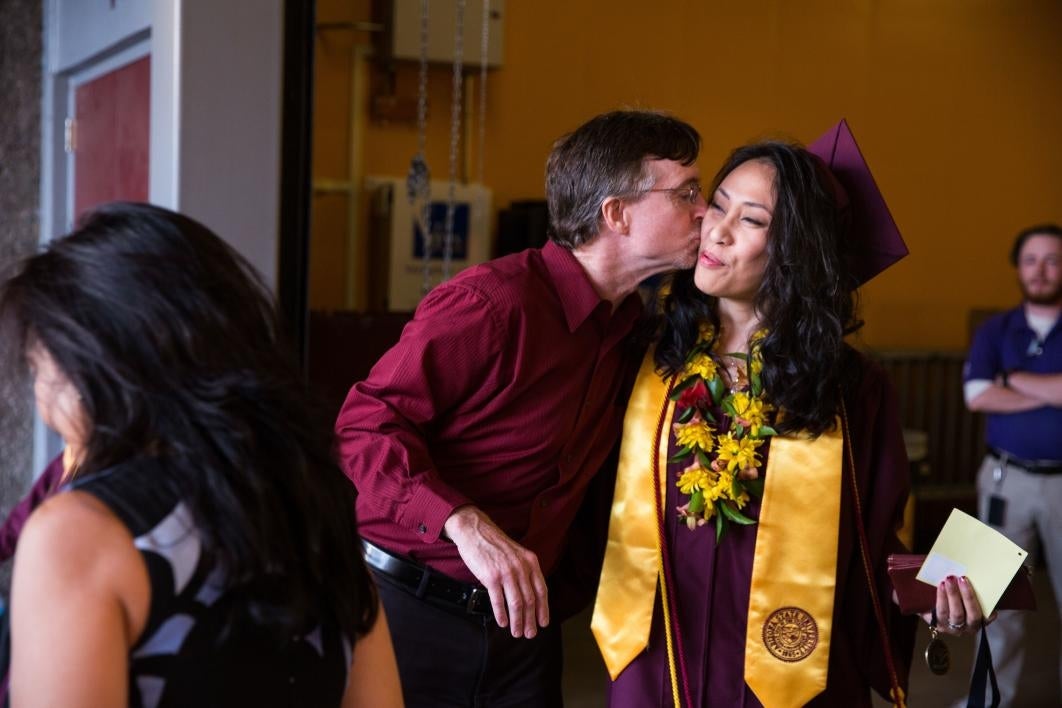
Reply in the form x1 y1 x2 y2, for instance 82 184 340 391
887 554 1037 615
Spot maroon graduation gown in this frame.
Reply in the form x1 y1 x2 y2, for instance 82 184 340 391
607 353 917 707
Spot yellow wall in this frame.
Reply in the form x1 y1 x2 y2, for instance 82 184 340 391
311 0 1062 351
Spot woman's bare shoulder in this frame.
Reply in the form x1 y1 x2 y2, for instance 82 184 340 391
15 488 149 632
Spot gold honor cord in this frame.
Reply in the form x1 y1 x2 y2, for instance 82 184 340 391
592 350 673 680
743 422 843 708
840 399 907 708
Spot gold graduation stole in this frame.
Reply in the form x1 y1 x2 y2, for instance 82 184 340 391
743 424 842 708
593 349 844 707
591 350 672 679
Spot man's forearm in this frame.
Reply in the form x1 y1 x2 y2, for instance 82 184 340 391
967 383 1044 413
1007 371 1062 407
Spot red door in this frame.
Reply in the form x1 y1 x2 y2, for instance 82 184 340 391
73 55 150 221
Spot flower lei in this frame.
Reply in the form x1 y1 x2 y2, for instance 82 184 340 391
669 324 777 540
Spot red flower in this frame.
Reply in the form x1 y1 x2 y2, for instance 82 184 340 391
677 379 710 410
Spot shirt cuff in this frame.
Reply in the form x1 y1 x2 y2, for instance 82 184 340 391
398 479 471 543
964 379 992 406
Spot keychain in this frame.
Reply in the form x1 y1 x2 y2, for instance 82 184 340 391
987 460 1007 526
925 607 951 675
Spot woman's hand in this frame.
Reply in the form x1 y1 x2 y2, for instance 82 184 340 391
919 575 996 637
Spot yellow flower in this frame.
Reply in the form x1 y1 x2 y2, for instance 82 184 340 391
674 417 714 451
730 391 752 417
697 322 716 344
705 470 731 502
731 392 772 434
684 352 718 381
677 466 710 495
714 432 762 473
749 328 767 376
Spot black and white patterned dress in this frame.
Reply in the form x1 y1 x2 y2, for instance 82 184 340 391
72 460 352 708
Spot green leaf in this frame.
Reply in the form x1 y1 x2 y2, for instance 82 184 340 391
715 506 725 542
695 449 711 468
750 372 762 396
723 351 748 361
668 375 700 400
721 398 737 418
676 406 695 424
720 502 757 525
757 425 778 437
707 376 726 404
731 477 744 499
688 490 705 514
732 423 745 437
704 410 717 424
745 478 765 498
668 445 693 463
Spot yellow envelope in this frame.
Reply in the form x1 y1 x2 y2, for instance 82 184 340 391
916 508 1028 616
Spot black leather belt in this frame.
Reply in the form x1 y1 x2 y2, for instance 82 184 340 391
362 540 493 618
989 448 1062 475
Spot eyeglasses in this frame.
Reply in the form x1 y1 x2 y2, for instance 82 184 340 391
641 182 703 205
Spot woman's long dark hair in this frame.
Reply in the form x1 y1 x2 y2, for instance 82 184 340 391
655 142 862 435
0 203 376 639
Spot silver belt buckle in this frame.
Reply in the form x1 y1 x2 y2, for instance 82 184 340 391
466 586 486 613
362 541 387 571
992 452 1009 485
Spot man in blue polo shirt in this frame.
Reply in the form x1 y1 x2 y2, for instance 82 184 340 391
964 223 1062 705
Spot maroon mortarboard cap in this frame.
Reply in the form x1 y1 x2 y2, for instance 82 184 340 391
808 119 908 286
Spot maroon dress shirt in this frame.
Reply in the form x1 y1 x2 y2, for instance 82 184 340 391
335 241 643 584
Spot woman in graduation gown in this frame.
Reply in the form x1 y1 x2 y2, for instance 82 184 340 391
592 124 985 707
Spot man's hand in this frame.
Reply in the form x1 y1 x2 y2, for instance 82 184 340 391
443 506 549 638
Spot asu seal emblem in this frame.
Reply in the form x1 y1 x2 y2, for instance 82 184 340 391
762 607 818 662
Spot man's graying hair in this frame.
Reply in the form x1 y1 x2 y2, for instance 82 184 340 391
545 110 701 249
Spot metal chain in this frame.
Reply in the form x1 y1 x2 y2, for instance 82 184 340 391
477 0 490 184
407 0 433 294
442 0 466 281
415 1 429 160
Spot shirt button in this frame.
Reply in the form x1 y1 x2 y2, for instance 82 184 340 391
417 523 427 534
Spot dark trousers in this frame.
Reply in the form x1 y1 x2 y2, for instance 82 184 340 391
373 569 564 707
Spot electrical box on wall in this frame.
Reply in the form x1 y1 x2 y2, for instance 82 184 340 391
383 0 505 68
366 176 493 312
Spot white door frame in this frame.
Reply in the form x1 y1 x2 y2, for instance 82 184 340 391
34 0 285 478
